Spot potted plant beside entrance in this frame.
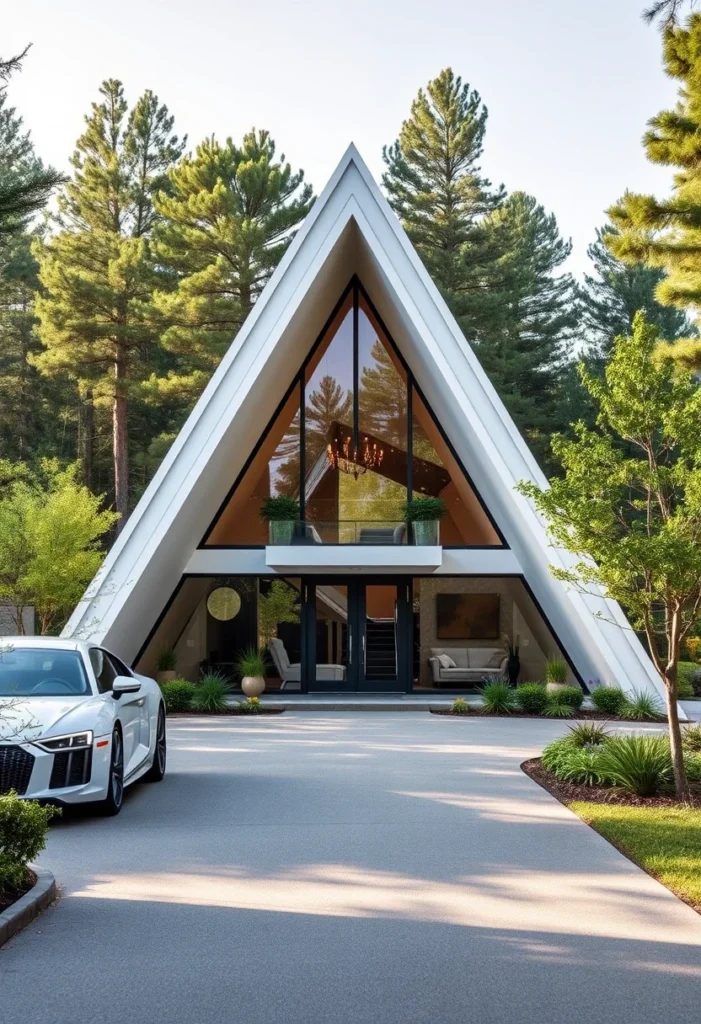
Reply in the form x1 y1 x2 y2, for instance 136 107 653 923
236 648 267 698
545 656 568 693
156 647 178 684
402 496 446 545
502 633 529 686
260 495 300 545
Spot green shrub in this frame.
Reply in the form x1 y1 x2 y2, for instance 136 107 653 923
401 496 447 521
544 702 575 717
480 680 515 714
677 662 698 699
596 735 672 796
682 723 701 753
0 792 59 889
556 747 606 787
590 685 628 716
259 495 299 521
515 682 547 714
623 689 664 721
684 753 701 782
542 736 577 774
160 678 196 713
451 697 471 715
233 696 262 714
567 721 610 747
236 648 266 678
547 685 584 710
545 658 568 685
192 673 231 713
156 647 177 671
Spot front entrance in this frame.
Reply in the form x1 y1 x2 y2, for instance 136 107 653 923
305 578 412 692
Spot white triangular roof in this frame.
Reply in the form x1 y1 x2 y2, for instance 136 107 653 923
64 144 666 702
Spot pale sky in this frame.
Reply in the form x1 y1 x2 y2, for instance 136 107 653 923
4 0 678 278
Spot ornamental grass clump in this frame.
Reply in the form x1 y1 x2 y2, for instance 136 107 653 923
545 658 568 685
192 671 231 713
480 680 515 714
567 721 610 747
590 685 628 717
515 682 548 715
234 696 262 714
160 678 196 713
622 689 664 721
682 724 701 753
451 697 471 715
595 735 672 797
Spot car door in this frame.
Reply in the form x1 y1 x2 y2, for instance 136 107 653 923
108 651 151 770
89 648 141 776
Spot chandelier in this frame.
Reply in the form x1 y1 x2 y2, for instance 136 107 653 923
326 434 384 480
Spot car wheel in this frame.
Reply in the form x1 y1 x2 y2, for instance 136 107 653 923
98 726 124 816
144 705 166 782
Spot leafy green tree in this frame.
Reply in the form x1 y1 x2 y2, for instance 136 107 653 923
582 225 694 359
608 15 701 369
382 68 508 346
151 131 313 399
518 314 701 802
0 461 118 634
33 80 184 525
258 579 300 648
0 47 64 237
479 192 578 469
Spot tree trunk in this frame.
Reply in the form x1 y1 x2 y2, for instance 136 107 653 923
82 388 94 491
113 356 129 532
664 673 691 803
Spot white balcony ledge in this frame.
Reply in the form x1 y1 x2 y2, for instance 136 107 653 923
264 544 443 572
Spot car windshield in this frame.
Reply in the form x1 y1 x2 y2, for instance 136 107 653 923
0 648 89 697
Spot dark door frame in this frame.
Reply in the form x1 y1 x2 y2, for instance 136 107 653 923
303 576 413 693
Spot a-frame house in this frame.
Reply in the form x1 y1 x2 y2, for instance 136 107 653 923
64 145 666 701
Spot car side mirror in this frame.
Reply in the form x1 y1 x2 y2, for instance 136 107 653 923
112 676 142 699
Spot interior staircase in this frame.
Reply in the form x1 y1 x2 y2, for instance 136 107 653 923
364 619 397 680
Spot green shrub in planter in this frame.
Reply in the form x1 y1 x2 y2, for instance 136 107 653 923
595 734 672 796
402 496 446 545
480 680 515 714
451 697 471 715
192 672 231 712
545 658 568 685
515 682 548 715
259 496 300 545
160 678 196 713
156 647 177 672
622 689 664 721
0 791 58 888
590 685 628 716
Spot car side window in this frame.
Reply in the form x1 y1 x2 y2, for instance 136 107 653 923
109 654 132 678
89 648 119 693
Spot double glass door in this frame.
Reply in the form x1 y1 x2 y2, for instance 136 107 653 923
305 578 412 692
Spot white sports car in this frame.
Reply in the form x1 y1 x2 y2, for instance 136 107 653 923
0 637 166 815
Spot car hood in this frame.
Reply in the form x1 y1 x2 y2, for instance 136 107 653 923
0 695 109 744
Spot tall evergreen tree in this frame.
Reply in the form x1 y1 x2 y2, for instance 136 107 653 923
0 47 64 237
582 224 693 358
33 80 185 527
382 68 508 345
608 14 701 368
478 192 578 468
151 131 314 399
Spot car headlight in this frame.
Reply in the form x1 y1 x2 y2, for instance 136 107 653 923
33 730 93 752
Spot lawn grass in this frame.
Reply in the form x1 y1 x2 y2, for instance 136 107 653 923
570 802 701 912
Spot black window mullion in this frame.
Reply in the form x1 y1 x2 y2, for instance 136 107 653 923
352 281 359 451
299 376 306 521
407 375 413 500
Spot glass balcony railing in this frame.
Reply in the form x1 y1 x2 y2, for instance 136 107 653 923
267 520 441 546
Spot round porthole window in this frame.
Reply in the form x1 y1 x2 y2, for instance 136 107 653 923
207 587 242 621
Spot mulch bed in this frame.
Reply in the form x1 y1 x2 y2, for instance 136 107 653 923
522 756 700 808
0 870 34 916
168 708 284 717
430 708 660 721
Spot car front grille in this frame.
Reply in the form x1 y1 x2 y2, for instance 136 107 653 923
49 748 92 790
0 744 35 796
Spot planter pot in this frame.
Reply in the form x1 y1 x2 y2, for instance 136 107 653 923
268 520 295 545
507 655 520 687
241 675 265 698
546 681 568 693
157 670 177 684
411 520 440 545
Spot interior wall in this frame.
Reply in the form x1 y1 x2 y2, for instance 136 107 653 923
135 578 210 678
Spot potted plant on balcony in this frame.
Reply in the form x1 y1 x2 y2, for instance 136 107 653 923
402 496 446 545
260 495 300 545
236 647 267 698
156 647 178 684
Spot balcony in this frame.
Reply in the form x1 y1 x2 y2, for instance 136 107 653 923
264 520 443 572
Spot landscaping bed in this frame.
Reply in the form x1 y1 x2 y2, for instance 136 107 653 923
431 707 649 720
431 682 667 721
0 869 34 916
168 707 284 716
522 756 698 807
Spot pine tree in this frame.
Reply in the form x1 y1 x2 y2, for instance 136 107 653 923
382 69 508 345
0 47 64 236
478 192 578 469
608 14 701 368
582 225 693 359
33 80 184 527
151 131 313 399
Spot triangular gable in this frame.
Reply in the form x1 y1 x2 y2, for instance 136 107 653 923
64 144 668 704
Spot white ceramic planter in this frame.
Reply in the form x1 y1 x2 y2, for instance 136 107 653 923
241 675 265 698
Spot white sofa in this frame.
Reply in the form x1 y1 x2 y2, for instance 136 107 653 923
268 638 345 689
428 647 508 686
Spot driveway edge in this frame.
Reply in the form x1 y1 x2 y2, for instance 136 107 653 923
0 866 57 948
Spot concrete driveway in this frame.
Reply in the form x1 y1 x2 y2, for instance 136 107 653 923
2 713 700 1023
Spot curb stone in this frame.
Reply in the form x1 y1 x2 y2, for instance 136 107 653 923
0 866 56 947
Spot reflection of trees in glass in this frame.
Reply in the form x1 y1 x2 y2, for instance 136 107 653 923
271 407 300 497
359 340 406 447
305 374 352 463
258 579 300 648
338 471 406 523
